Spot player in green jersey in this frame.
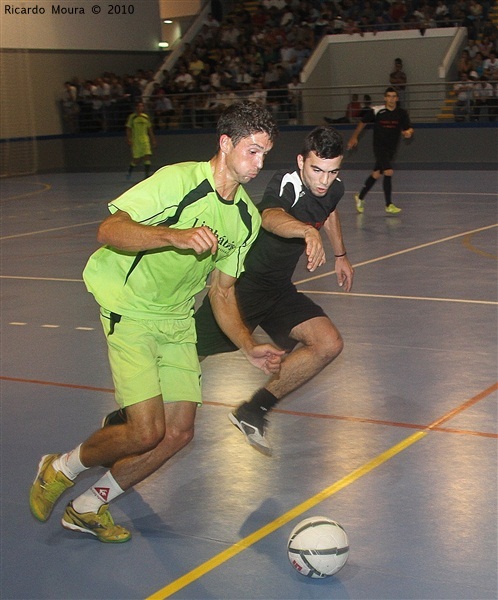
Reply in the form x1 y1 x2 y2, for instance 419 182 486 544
126 101 156 179
29 101 283 543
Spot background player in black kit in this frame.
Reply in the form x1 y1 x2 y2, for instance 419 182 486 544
195 125 354 454
347 87 414 215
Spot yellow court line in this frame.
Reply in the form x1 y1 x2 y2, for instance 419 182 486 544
0 182 51 201
462 232 498 259
147 381 497 599
296 223 498 285
146 431 427 600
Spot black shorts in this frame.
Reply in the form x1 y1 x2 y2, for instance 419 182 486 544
373 145 395 172
195 279 327 356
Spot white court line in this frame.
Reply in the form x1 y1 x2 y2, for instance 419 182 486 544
0 220 101 241
296 223 498 285
1 224 496 307
345 191 497 197
2 192 495 243
8 322 95 330
300 290 498 306
0 275 83 282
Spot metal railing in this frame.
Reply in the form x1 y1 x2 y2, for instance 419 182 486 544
284 81 496 124
60 81 497 134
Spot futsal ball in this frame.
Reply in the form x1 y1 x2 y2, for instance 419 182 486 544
287 516 349 578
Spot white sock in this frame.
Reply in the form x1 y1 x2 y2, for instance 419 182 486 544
52 444 88 480
72 471 124 514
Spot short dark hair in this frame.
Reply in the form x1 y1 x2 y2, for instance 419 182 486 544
301 126 343 160
216 101 278 148
385 86 398 95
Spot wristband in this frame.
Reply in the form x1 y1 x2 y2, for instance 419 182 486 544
334 252 347 258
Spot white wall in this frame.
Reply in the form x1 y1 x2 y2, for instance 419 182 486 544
301 28 461 124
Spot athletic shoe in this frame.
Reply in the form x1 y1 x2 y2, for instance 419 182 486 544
228 403 271 455
385 203 402 214
354 194 364 214
62 502 131 543
30 454 74 522
101 408 127 428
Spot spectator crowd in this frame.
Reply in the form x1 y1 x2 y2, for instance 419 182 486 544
452 33 498 120
61 0 498 131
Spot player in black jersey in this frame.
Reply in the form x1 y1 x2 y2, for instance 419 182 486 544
195 125 354 454
102 126 354 455
347 87 414 215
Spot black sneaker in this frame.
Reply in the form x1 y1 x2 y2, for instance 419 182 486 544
101 409 127 428
228 403 271 455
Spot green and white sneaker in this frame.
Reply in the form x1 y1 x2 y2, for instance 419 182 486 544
30 454 74 522
62 502 131 543
385 203 402 214
354 194 364 214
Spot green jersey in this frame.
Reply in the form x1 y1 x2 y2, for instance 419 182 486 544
126 111 153 158
83 161 261 320
126 112 151 142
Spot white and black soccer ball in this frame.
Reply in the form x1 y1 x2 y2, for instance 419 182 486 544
287 516 349 578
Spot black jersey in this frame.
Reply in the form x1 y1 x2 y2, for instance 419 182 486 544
241 169 345 288
362 105 412 151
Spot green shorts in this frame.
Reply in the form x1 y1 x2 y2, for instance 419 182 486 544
100 308 201 408
131 138 152 159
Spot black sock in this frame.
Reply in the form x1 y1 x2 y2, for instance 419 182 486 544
383 175 392 206
359 175 376 200
245 388 279 414
128 163 134 174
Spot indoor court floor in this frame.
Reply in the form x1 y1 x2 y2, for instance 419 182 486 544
1 167 497 600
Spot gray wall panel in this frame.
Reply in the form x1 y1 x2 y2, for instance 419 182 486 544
4 125 493 177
